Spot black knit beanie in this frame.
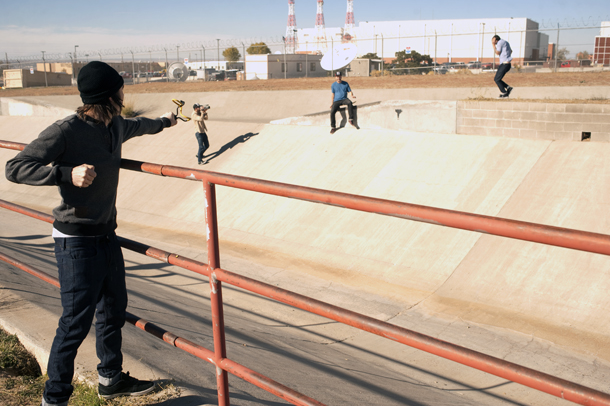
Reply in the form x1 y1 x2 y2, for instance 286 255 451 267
77 61 124 104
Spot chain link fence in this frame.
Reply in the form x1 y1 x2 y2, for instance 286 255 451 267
1 23 608 87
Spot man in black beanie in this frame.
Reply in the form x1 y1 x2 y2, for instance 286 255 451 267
5 61 177 406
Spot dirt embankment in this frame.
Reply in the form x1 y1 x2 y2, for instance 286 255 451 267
1 71 609 99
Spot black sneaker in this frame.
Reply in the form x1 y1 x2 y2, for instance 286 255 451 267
499 93 508 98
98 372 155 399
330 128 337 134
506 86 513 97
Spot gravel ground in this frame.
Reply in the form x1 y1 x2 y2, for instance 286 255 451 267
1 71 609 100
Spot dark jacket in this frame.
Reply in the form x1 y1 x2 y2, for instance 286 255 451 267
6 114 169 235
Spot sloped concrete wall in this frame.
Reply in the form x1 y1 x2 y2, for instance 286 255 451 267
2 93 610 368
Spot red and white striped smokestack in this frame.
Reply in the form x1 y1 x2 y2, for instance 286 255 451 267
345 0 355 31
342 0 355 42
285 0 297 53
315 0 325 29
287 0 296 29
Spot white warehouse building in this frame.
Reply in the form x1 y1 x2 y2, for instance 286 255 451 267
296 18 549 65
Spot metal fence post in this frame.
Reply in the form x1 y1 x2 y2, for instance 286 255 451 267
203 180 230 406
555 23 560 72
381 34 384 73
130 51 136 85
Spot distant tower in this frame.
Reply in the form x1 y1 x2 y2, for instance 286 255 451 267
343 0 355 42
285 0 298 54
315 0 327 52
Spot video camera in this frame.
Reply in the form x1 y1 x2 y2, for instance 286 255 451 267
193 103 210 110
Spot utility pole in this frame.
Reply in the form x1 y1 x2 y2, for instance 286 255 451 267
201 45 206 80
493 28 497 69
434 31 438 73
331 37 334 77
381 34 384 72
130 50 136 85
216 39 220 71
554 23 560 72
164 48 169 82
41 51 48 87
71 45 79 85
481 23 485 64
241 42 246 80
477 23 481 62
305 42 308 78
450 23 453 62
73 45 79 82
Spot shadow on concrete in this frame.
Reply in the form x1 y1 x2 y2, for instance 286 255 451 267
203 132 258 164
0 225 527 405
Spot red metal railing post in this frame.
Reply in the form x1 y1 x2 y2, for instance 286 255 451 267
204 179 230 406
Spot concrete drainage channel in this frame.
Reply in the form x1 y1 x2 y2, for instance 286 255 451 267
0 97 74 117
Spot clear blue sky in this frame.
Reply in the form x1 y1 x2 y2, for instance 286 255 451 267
2 0 609 58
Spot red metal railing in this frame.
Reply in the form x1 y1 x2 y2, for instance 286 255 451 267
2 139 610 405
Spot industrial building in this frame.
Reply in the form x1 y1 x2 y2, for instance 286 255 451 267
285 1 549 65
244 54 324 80
3 69 71 89
296 18 549 65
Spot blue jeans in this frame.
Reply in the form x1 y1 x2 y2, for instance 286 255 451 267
43 233 127 405
196 132 209 162
494 63 512 93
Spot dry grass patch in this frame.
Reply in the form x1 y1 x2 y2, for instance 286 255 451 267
0 327 181 406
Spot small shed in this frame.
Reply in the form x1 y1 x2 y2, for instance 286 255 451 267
3 69 72 89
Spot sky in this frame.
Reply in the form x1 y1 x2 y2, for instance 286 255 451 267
1 0 609 59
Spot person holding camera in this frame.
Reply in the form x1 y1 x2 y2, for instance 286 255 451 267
192 104 210 165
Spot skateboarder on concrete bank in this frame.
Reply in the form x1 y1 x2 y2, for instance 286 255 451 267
492 34 513 98
330 72 357 134
192 103 210 165
5 61 177 406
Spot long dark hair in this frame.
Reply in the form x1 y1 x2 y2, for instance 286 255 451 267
76 92 124 124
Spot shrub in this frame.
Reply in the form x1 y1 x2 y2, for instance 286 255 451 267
121 102 138 118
